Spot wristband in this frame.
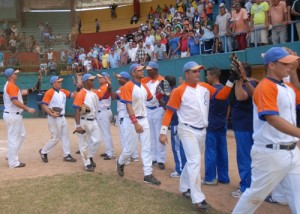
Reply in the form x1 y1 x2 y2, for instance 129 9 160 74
225 80 234 87
130 115 138 124
160 125 168 135
76 124 81 128
243 78 250 83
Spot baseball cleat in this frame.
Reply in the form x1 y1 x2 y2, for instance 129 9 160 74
63 154 77 162
182 189 191 199
90 157 96 168
116 159 125 177
195 200 209 212
15 162 26 168
202 178 218 186
100 153 107 157
144 174 161 185
104 155 115 160
231 189 243 198
169 171 180 178
39 149 48 163
75 150 80 154
158 162 165 170
84 164 94 172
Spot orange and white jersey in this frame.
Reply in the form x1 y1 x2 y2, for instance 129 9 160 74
98 84 111 110
120 80 153 117
162 82 232 128
253 78 300 145
116 86 126 118
73 88 104 118
42 88 71 115
141 75 164 108
3 81 23 113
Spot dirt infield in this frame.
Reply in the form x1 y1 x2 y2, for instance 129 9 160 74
0 118 291 214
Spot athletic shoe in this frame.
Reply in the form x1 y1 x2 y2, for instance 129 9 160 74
231 189 243 198
125 160 131 165
90 157 96 168
63 154 77 162
84 164 94 172
100 153 107 157
169 171 180 178
131 158 139 162
39 149 48 163
144 174 161 185
182 189 191 199
158 162 165 170
15 162 26 168
104 155 115 160
195 200 209 212
116 159 125 177
265 195 278 204
202 178 218 186
75 150 80 154
152 160 157 165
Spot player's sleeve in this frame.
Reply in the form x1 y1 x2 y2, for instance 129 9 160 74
41 89 54 105
200 82 232 100
253 80 279 121
120 82 133 104
61 88 71 98
6 82 19 101
285 82 300 108
72 90 85 109
144 84 153 101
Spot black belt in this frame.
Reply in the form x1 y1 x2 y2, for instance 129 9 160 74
49 114 64 117
4 111 21 115
98 107 110 113
136 116 144 119
81 117 95 121
146 106 161 110
266 142 297 150
184 123 204 131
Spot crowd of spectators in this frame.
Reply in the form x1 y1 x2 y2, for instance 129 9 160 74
71 0 300 73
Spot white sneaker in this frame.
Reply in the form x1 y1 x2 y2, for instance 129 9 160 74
131 158 139 162
169 171 180 178
125 160 131 165
231 189 243 198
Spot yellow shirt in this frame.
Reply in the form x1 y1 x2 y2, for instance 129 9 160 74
102 53 109 68
251 2 269 25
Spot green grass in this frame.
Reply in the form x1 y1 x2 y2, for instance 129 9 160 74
0 173 223 214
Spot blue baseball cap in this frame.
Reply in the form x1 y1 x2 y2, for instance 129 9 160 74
183 61 205 72
262 47 299 65
82 73 96 82
129 63 145 73
146 61 159 70
96 72 110 78
115 71 130 79
4 68 19 77
50 76 63 84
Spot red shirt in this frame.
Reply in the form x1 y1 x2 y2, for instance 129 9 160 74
180 37 189 52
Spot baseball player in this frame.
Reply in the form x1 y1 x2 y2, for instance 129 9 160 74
96 72 115 160
3 68 36 168
116 63 161 185
112 71 139 163
39 76 77 163
159 61 235 212
141 61 166 169
232 47 300 213
156 75 187 178
72 73 105 172
203 67 230 185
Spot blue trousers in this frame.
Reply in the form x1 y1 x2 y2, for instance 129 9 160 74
171 124 186 174
204 127 230 183
234 131 253 192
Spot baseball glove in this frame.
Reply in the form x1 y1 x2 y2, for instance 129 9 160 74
157 80 171 96
229 53 242 82
73 129 86 134
80 104 91 115
50 107 63 114
35 74 42 91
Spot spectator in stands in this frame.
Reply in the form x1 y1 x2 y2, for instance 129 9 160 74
83 55 93 71
269 0 288 44
214 3 233 53
47 48 54 62
187 30 200 56
78 49 86 63
180 29 189 58
108 48 120 68
200 12 215 54
101 49 109 69
148 7 155 19
119 45 128 66
11 25 18 37
60 49 67 63
110 3 118 19
250 0 269 46
128 40 138 63
145 41 154 62
205 0 214 21
231 3 249 50
0 50 4 71
9 35 17 53
168 31 181 59
77 16 81 34
291 0 300 40
47 59 57 75
130 14 138 24
7 53 19 67
0 34 6 50
145 29 155 46
95 19 100 32
135 40 147 64
39 60 48 76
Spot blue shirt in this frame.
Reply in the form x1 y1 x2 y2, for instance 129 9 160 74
168 37 181 56
108 53 120 68
188 36 200 56
207 84 229 131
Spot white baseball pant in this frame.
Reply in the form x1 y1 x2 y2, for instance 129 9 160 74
233 145 300 214
147 107 166 163
118 117 152 176
271 183 288 205
97 109 114 157
3 113 26 168
78 119 102 167
178 123 206 204
41 116 71 156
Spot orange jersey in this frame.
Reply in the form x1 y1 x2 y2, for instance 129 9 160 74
162 82 232 128
42 88 71 115
3 81 23 113
120 80 153 117
141 75 164 108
